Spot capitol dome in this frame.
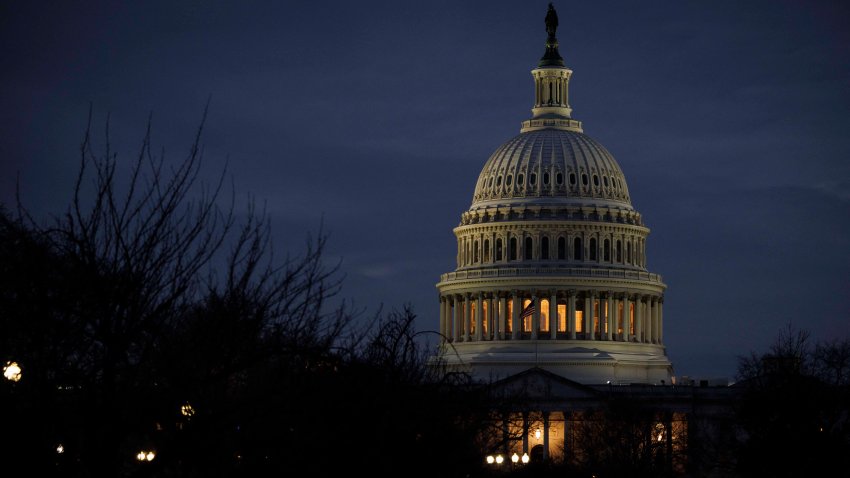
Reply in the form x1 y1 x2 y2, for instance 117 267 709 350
470 129 633 210
434 5 672 385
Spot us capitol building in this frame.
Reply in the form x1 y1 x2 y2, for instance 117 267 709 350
436 4 672 386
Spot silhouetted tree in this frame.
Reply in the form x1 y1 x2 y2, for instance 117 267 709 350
734 324 850 478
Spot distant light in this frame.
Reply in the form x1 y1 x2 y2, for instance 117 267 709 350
486 455 495 464
137 450 155 462
3 361 21 382
511 453 519 463
534 428 542 439
56 444 64 454
521 453 530 464
181 403 195 417
495 455 504 464
657 433 663 442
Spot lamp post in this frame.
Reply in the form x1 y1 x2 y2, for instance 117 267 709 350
3 361 22 382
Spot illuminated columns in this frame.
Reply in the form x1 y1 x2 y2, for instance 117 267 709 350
499 295 507 340
463 295 471 342
635 295 643 343
439 296 447 341
531 293 539 340
452 296 460 342
488 295 496 340
549 291 557 339
568 290 576 340
623 294 632 341
585 292 595 341
512 291 521 340
659 298 664 344
475 293 484 341
646 297 654 345
606 292 614 341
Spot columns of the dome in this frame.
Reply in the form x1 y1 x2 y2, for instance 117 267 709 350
646 297 654 345
451 296 459 342
659 298 664 344
499 295 507 340
463 295 471 342
439 296 446 341
473 293 482 341
531 293 539 340
606 293 615 341
568 291 577 340
511 290 522 340
549 291 558 339
634 295 643 343
620 294 631 342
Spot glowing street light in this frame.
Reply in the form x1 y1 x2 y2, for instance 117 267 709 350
56 444 64 454
511 453 519 464
136 450 156 462
521 453 530 464
486 455 495 464
3 361 21 382
180 403 195 417
495 454 504 464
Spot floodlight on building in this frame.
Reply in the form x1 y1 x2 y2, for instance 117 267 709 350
3 361 21 382
521 453 530 464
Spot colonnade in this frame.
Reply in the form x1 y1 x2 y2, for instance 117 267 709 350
438 289 663 345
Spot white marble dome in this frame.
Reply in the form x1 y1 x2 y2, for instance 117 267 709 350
434 8 672 386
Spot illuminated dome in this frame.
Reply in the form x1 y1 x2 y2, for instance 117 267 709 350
470 129 633 210
434 5 672 385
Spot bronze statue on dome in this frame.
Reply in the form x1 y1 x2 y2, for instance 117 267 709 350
545 3 558 38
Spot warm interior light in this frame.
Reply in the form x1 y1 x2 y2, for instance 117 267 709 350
657 433 663 442
486 455 495 464
146 451 155 462
495 455 504 464
511 453 519 463
136 452 146 461
521 453 530 464
3 361 21 382
534 428 542 439
181 403 195 417
56 444 64 454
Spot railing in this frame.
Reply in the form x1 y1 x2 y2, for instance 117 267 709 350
440 266 663 284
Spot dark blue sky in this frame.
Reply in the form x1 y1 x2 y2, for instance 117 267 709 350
2 1 849 380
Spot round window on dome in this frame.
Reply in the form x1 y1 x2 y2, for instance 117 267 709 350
556 172 563 185
530 173 536 185
506 175 513 186
569 173 576 185
543 172 550 185
517 174 524 185
593 175 599 187
581 173 588 186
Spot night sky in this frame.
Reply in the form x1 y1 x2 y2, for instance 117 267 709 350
2 1 849 381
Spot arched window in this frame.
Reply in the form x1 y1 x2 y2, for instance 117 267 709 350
627 241 632 263
473 240 479 263
569 172 576 185
616 240 622 262
524 237 533 260
484 239 490 262
541 236 549 260
581 173 589 186
573 237 582 260
603 239 610 262
543 172 550 185
509 237 517 261
530 173 537 185
496 238 503 261
556 172 563 185
589 238 597 261
518 174 524 185
557 237 566 259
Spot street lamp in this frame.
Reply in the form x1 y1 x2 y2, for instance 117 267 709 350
521 453 530 464
136 450 156 462
3 361 21 382
511 453 519 464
